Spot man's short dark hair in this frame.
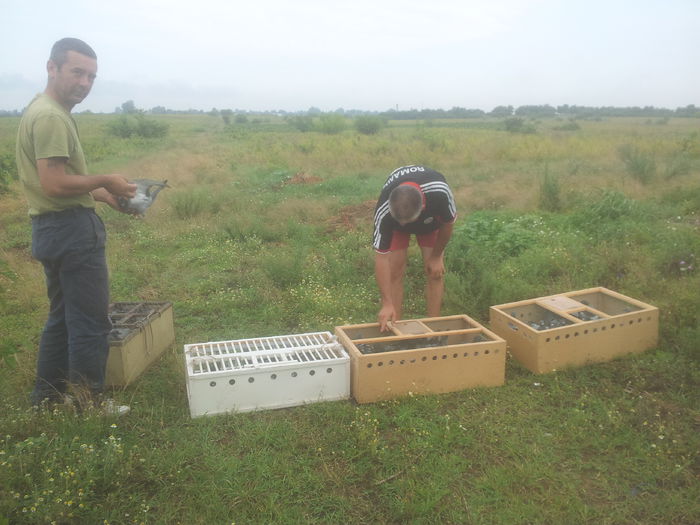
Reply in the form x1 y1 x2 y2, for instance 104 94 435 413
50 38 97 68
389 184 423 224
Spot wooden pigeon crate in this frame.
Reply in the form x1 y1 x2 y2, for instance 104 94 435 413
489 287 659 374
105 302 175 386
334 315 506 404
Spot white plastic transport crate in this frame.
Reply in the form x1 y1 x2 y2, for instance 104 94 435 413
184 331 350 417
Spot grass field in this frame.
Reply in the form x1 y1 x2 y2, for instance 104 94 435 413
1 113 699 524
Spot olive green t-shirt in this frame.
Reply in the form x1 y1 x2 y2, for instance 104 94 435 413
16 93 95 216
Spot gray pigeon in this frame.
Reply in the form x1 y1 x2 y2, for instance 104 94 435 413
118 179 170 216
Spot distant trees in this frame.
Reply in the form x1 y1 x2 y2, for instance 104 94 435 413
675 104 700 117
515 105 557 118
3 101 698 120
489 105 514 118
120 100 138 114
380 107 486 120
555 105 682 118
220 109 233 125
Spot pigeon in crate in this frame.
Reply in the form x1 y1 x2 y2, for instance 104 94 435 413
118 179 170 216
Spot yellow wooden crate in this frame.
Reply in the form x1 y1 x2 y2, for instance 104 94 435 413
106 302 175 386
335 315 506 404
489 287 659 374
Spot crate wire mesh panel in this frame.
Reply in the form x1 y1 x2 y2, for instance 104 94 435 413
489 287 659 374
106 302 174 386
335 315 506 404
184 332 350 417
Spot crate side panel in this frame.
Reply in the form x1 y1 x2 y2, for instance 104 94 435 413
105 344 127 385
351 341 506 403
489 307 544 373
105 304 175 386
187 361 350 417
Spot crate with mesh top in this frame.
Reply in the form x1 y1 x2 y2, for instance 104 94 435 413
184 331 350 417
106 302 174 386
489 287 659 374
334 315 506 404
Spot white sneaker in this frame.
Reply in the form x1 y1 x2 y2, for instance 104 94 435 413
102 399 131 417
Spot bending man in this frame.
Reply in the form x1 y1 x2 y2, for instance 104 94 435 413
373 165 457 331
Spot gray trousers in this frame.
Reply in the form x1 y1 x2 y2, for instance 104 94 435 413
30 207 112 405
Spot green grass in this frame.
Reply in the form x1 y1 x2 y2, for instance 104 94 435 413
0 114 699 524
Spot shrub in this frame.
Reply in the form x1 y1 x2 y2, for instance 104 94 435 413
618 144 656 183
106 116 133 138
134 115 169 138
568 189 649 243
287 116 314 132
106 115 169 139
354 115 384 135
504 117 536 134
317 113 347 134
575 189 638 222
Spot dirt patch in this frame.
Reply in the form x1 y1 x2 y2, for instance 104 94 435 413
325 200 376 233
285 171 323 185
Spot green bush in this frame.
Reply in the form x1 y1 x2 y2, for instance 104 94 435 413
135 115 169 138
317 113 347 134
106 115 169 139
504 117 536 134
575 189 639 223
618 143 656 183
105 116 133 138
287 115 314 132
354 115 384 135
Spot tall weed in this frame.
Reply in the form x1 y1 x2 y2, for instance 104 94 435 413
618 143 656 183
170 187 221 219
538 166 562 212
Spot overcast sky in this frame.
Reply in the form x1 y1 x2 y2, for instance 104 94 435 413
1 0 698 113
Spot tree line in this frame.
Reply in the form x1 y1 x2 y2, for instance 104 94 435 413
379 104 700 120
1 103 699 119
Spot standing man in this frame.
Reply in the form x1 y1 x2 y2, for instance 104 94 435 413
373 165 457 331
16 38 137 411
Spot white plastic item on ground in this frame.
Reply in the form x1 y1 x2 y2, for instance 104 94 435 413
184 332 350 417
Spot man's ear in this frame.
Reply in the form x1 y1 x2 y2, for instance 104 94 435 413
47 60 57 78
